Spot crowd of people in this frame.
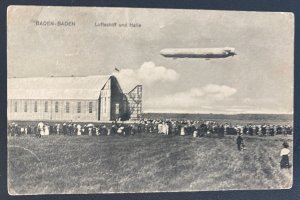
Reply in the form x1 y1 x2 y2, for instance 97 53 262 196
7 119 293 169
7 119 293 138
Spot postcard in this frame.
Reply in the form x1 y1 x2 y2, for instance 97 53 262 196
7 6 294 194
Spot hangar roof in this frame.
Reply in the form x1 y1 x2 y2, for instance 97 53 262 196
8 75 111 100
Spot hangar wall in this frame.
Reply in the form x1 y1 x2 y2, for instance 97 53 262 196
7 75 135 122
8 99 98 122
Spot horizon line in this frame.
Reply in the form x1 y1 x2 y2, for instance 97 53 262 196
142 111 293 115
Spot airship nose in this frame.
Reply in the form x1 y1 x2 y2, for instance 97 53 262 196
231 48 236 55
229 48 235 52
230 50 237 56
228 48 236 54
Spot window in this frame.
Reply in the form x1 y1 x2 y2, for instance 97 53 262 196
55 102 59 113
14 101 17 112
88 102 93 113
104 98 106 113
66 102 70 113
34 101 37 112
115 103 119 114
24 101 27 112
44 101 48 112
77 102 81 113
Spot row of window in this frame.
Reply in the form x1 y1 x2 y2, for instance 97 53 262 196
13 101 93 114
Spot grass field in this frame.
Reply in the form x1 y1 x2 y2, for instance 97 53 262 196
8 134 293 194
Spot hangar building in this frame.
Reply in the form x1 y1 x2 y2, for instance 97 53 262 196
7 75 142 122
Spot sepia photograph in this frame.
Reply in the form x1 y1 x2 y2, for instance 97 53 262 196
7 6 294 194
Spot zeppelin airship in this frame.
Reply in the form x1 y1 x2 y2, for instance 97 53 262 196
160 47 236 59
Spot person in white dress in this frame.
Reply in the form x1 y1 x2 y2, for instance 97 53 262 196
88 127 93 136
77 124 82 135
38 122 45 136
164 123 169 135
280 142 291 169
56 124 61 135
44 125 49 136
161 122 167 135
158 123 163 134
95 127 100 136
180 125 186 136
193 130 198 137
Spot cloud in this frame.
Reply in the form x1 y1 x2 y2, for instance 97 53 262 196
114 62 179 91
144 85 237 112
137 62 179 84
144 88 293 114
202 84 237 100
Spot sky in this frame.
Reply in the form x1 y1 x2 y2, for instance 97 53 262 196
7 6 294 114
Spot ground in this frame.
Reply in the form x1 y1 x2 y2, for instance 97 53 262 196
7 134 293 194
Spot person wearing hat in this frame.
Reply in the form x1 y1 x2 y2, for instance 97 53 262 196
62 123 67 135
280 142 291 169
219 125 225 138
8 123 14 136
68 124 73 136
83 125 87 135
102 125 108 135
282 126 288 136
15 124 20 136
270 125 275 136
261 125 266 136
111 124 117 135
236 132 244 151
72 124 77 135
